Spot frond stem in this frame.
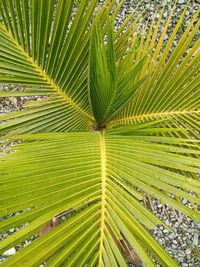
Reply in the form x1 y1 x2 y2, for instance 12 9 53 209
99 129 107 266
108 109 200 127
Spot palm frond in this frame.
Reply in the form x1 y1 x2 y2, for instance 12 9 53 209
0 1 200 266
89 18 146 128
1 123 200 266
109 6 200 128
0 0 122 134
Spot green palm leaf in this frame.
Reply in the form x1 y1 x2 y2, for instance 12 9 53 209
0 1 199 266
89 18 146 128
110 6 200 128
0 0 120 133
1 128 199 266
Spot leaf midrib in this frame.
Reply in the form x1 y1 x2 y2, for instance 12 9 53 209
108 109 200 127
99 130 107 266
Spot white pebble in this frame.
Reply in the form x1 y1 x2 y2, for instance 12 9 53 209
193 233 198 246
3 247 16 256
185 248 191 255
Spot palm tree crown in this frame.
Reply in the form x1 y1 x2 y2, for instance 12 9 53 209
0 0 199 266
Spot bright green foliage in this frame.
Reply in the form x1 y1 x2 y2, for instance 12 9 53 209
0 0 200 266
89 19 146 128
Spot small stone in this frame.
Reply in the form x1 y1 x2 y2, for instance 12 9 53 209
186 254 191 259
169 233 176 239
165 219 170 225
193 233 198 246
2 233 8 238
178 251 185 256
185 10 190 16
163 11 168 18
179 0 186 4
155 13 160 19
181 243 186 248
3 247 16 256
174 222 179 228
185 248 191 255
182 198 187 205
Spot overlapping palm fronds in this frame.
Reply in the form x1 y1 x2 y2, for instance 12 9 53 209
0 0 199 266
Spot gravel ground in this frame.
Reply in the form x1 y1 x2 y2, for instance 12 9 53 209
0 0 200 266
150 200 200 267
